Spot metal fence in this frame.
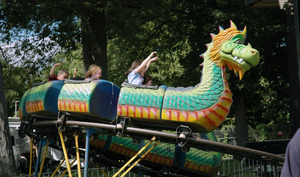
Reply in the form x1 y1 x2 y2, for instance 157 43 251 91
16 158 283 177
15 167 150 177
218 158 283 177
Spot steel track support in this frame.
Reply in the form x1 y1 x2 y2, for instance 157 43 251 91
58 130 72 177
29 137 34 177
38 139 49 177
113 136 157 177
121 140 160 177
74 132 82 177
34 138 45 177
50 159 65 177
84 128 91 177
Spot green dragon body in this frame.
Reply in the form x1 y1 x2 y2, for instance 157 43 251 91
118 21 260 132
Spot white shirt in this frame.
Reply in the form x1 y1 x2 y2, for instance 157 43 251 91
128 70 144 85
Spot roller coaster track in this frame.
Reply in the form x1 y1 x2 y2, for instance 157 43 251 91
31 119 284 163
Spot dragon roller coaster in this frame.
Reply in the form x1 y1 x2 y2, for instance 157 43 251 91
17 21 283 177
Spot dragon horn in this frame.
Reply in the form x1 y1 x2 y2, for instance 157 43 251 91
242 26 247 37
230 20 237 29
247 43 252 48
210 33 216 40
199 52 205 58
218 26 224 33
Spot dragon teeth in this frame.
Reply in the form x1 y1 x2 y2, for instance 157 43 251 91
233 56 244 63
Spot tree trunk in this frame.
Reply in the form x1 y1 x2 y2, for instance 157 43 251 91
0 61 18 176
81 10 108 79
286 0 300 138
234 90 249 146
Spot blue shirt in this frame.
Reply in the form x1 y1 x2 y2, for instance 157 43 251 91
128 70 144 85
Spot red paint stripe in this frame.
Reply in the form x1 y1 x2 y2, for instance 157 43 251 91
126 105 129 117
38 101 41 111
36 102 39 111
169 159 173 166
168 110 172 120
83 102 87 112
216 103 229 112
159 157 164 164
39 101 42 111
63 100 66 110
211 110 224 120
34 102 37 112
58 100 61 110
222 97 233 103
204 110 217 126
118 106 122 115
68 100 71 111
32 102 35 112
133 105 136 117
73 101 76 111
193 163 197 170
152 154 157 163
78 101 82 112
148 108 150 119
144 154 150 161
37 101 40 111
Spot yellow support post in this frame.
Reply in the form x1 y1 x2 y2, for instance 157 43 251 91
121 140 160 177
38 139 49 177
59 158 77 177
94 163 109 177
74 133 82 177
58 130 72 177
50 159 65 177
29 137 33 177
112 136 156 177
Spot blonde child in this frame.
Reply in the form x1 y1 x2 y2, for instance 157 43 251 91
84 64 102 81
49 63 69 81
125 52 158 85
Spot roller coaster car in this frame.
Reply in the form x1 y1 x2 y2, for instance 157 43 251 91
57 79 120 123
19 79 120 124
19 80 65 121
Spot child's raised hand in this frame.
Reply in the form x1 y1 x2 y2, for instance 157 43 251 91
55 63 62 67
151 57 159 62
148 51 157 58
73 67 77 77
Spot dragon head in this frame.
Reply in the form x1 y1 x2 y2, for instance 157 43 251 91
206 21 260 79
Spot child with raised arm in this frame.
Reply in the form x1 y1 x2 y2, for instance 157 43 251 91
84 64 102 81
49 63 69 81
125 52 158 85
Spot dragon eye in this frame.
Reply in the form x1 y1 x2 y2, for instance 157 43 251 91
235 39 242 44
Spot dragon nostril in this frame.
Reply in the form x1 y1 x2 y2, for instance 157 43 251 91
251 51 256 54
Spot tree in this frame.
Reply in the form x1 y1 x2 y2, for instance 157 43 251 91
0 0 107 77
0 57 18 176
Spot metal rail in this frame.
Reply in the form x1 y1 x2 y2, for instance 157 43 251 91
31 120 285 163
